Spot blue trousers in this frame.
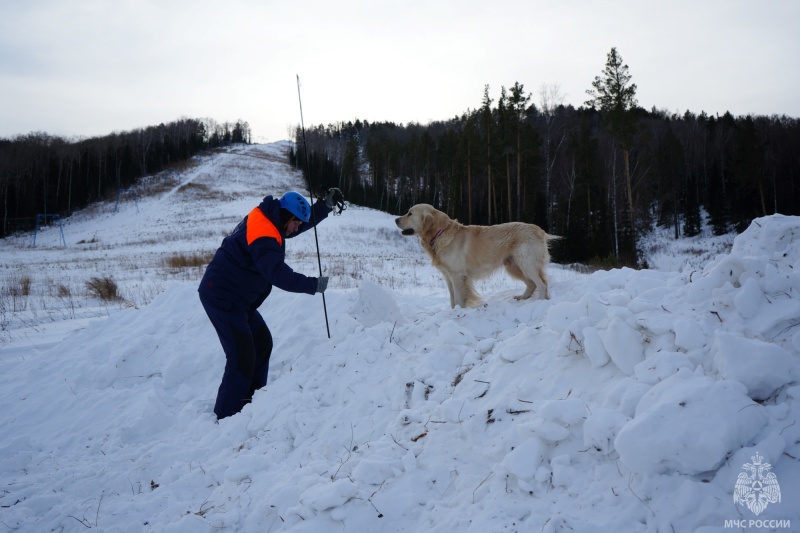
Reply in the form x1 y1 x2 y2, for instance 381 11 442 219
199 293 273 419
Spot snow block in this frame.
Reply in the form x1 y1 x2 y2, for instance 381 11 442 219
545 293 607 333
351 456 401 485
603 378 652 418
550 453 578 488
717 432 786 491
733 277 764 319
348 280 404 327
615 369 767 475
686 255 761 304
301 478 358 512
546 301 581 334
499 326 536 363
502 436 546 481
583 407 630 453
582 326 610 367
539 398 587 425
633 351 693 385
601 317 644 375
531 420 570 443
673 318 706 351
713 331 797 400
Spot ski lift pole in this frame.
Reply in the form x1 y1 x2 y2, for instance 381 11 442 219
296 75 331 338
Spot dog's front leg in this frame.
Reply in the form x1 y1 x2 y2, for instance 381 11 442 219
449 275 471 308
444 274 456 309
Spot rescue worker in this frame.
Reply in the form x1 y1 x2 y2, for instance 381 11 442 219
199 188 345 419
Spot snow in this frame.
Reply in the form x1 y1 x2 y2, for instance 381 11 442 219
2 142 799 532
714 332 797 401
615 370 768 475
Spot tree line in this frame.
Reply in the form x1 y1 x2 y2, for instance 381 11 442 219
0 117 251 237
290 48 800 266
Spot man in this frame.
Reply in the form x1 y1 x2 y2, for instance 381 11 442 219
199 188 345 419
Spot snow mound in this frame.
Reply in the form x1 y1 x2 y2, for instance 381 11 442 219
2 215 799 532
731 213 800 260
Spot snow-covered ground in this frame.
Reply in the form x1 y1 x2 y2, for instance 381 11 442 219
1 142 798 532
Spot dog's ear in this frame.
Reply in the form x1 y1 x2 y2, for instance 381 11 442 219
431 209 449 229
419 211 433 233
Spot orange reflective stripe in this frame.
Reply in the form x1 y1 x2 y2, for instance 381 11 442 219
246 207 283 246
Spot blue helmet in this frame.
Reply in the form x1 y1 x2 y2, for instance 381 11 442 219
279 191 311 223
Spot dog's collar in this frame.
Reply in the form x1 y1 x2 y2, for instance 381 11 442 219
429 228 447 247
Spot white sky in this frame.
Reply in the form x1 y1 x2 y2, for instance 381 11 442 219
1 0 798 143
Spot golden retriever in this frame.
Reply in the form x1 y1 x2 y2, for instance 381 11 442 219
395 204 559 308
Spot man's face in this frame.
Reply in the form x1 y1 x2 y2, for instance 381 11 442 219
285 217 302 236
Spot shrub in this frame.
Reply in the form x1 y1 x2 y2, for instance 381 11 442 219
587 253 624 271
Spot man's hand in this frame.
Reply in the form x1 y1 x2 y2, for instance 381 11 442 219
316 276 329 294
324 188 345 213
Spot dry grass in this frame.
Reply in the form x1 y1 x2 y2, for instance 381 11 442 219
166 158 200 173
142 179 178 197
176 182 233 202
163 252 214 269
0 274 33 315
135 160 201 198
1 273 32 297
13 275 32 297
86 276 122 301
232 150 288 164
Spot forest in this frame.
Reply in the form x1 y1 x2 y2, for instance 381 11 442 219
3 48 798 266
0 117 251 237
290 49 800 266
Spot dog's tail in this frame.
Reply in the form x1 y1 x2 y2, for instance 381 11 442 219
545 234 564 259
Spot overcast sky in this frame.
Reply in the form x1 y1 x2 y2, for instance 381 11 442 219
2 0 798 143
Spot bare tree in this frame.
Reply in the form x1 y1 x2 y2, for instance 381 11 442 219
481 85 494 224
540 83 568 227
134 128 152 176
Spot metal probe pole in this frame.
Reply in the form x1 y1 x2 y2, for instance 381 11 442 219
296 75 331 338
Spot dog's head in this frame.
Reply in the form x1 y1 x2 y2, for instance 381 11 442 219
395 204 447 239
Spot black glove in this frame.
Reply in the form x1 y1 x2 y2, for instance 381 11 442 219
324 188 345 213
316 276 329 294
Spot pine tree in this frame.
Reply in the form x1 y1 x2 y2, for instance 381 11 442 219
586 47 639 264
683 174 702 237
509 82 531 221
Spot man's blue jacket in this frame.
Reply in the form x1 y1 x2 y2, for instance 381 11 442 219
198 195 331 308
